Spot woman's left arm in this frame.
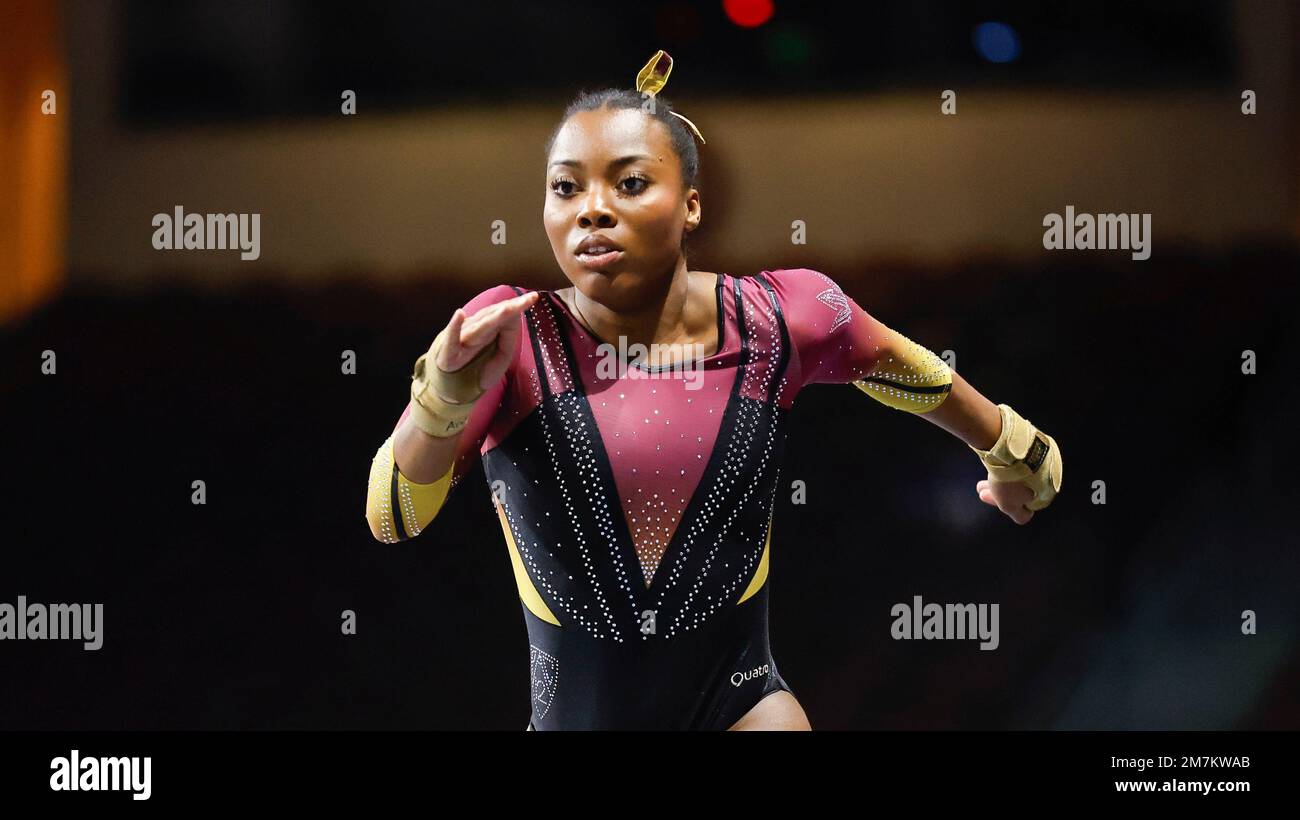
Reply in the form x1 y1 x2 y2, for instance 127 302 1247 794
915 371 1061 525
917 369 1001 450
849 327 1063 525
764 267 1063 524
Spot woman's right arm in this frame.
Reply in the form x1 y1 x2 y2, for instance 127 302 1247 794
365 289 539 543
392 408 463 484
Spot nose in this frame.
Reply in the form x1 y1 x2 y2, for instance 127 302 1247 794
577 185 617 229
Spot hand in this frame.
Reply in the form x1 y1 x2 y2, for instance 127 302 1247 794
976 479 1036 525
434 291 539 390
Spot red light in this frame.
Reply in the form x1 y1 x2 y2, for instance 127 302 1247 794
723 0 774 28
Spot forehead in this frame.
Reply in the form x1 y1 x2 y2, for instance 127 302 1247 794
549 107 674 165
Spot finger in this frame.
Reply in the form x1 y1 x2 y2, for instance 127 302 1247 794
461 311 512 349
994 494 1022 519
988 480 1033 507
437 309 467 369
482 293 539 332
996 494 1033 525
1006 482 1036 508
494 311 521 350
462 297 523 341
487 308 523 354
460 300 514 343
977 486 999 508
463 292 536 330
987 482 1031 522
476 299 536 387
464 294 538 348
447 309 465 349
479 341 514 390
457 307 502 345
509 291 540 310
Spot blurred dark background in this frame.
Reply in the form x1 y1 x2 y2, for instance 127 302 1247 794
117 0 1237 125
1 0 1297 729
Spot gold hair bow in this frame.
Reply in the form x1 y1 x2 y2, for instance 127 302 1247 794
635 50 706 145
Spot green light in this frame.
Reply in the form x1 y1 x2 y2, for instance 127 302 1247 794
764 27 812 67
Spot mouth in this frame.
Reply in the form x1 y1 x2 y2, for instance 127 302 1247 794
574 248 625 270
574 236 625 271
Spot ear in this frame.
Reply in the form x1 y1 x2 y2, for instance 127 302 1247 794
683 188 702 234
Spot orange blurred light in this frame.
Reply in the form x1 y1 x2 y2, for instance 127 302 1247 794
0 0 67 327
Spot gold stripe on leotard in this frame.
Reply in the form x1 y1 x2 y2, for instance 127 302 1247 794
365 434 454 543
496 502 561 626
737 514 773 605
852 330 952 414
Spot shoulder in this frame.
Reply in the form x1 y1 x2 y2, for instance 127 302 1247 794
750 268 853 334
754 267 843 298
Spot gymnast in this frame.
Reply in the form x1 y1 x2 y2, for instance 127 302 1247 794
365 51 1062 730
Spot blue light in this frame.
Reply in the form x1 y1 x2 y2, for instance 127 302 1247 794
973 22 1020 64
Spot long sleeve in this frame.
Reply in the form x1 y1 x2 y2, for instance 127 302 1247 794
364 284 521 543
763 267 951 412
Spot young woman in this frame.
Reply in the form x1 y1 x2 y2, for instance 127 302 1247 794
365 52 1062 730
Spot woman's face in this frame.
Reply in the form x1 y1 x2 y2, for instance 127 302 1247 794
544 106 700 309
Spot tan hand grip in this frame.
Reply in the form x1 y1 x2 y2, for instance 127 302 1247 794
408 328 498 438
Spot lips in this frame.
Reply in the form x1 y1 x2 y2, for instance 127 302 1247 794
574 234 623 255
574 235 625 271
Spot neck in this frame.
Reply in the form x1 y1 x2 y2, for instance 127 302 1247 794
573 258 697 350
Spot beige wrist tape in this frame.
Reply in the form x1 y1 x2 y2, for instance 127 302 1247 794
970 403 1063 511
409 327 498 438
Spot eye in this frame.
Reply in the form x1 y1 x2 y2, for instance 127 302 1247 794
550 177 578 197
619 174 650 195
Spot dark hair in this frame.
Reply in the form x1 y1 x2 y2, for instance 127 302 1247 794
544 88 701 192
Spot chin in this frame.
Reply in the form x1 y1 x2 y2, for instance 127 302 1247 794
566 266 645 309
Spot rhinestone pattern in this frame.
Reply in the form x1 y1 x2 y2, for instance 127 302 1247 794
484 275 791 643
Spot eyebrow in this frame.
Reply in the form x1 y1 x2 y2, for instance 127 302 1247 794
549 154 654 170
